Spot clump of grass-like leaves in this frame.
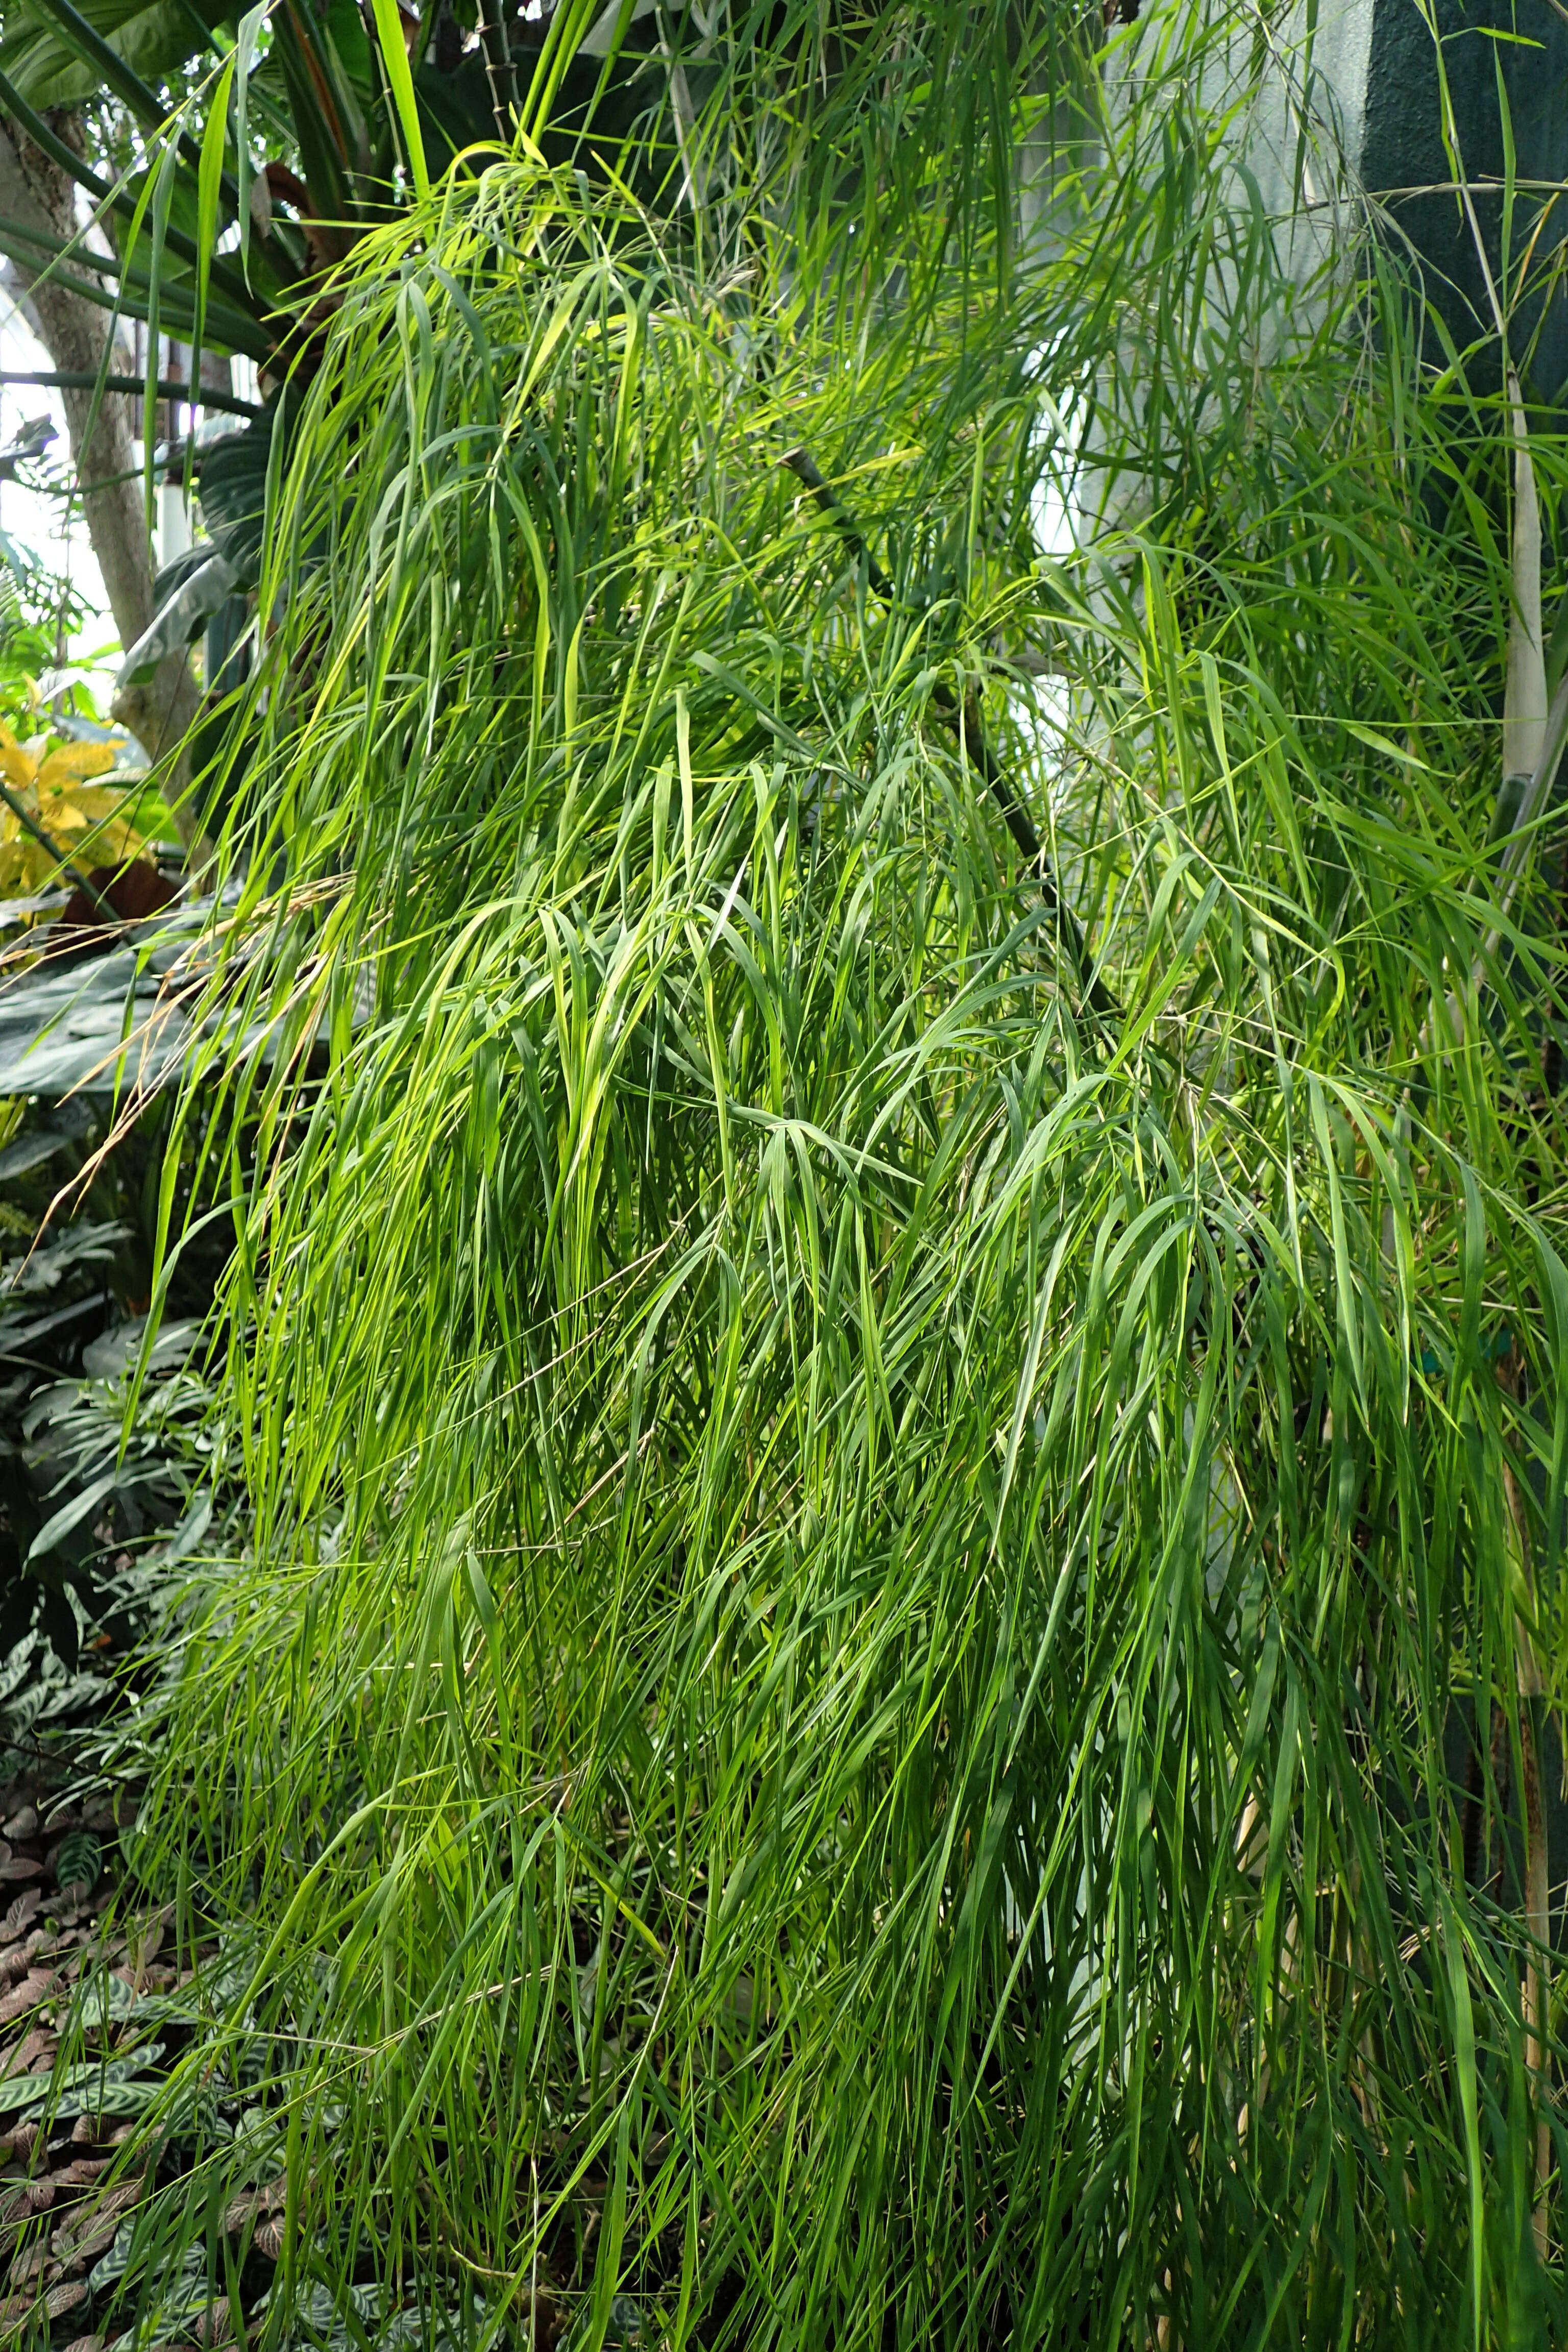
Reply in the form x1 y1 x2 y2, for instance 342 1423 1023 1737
77 5 1568 2345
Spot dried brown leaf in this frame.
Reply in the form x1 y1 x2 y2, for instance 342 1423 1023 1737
0 1971 57 2030
53 2178 148 2268
52 2158 111 2188
220 2175 286 2235
0 2177 56 2225
0 2027 53 2082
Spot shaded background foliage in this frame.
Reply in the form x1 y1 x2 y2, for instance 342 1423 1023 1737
0 1085 238 1748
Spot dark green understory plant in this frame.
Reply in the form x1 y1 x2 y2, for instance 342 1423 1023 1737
58 2 1568 2344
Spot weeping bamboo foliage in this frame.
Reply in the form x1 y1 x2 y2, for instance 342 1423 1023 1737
81 3 1568 2344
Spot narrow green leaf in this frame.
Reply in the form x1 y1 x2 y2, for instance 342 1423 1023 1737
368 0 429 203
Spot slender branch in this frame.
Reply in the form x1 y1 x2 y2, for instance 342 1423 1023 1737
1413 676 1568 1064
0 371 263 419
1479 373 1556 2259
1489 672 1568 949
477 0 517 140
781 447 895 602
781 446 1117 1017
1503 371 1547 793
1373 177 1568 199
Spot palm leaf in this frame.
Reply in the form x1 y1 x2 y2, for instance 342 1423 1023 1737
0 0 228 109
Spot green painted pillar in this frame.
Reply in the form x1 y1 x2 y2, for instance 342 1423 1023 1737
1361 0 1568 399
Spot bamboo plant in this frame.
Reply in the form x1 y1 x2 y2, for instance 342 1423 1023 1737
46 3 1568 2345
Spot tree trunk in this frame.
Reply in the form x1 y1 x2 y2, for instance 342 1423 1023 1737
0 111 206 863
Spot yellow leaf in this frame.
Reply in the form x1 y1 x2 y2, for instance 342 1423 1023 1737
40 783 122 821
9 837 55 892
89 819 143 868
0 727 149 901
36 743 116 791
0 724 35 792
42 805 89 840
